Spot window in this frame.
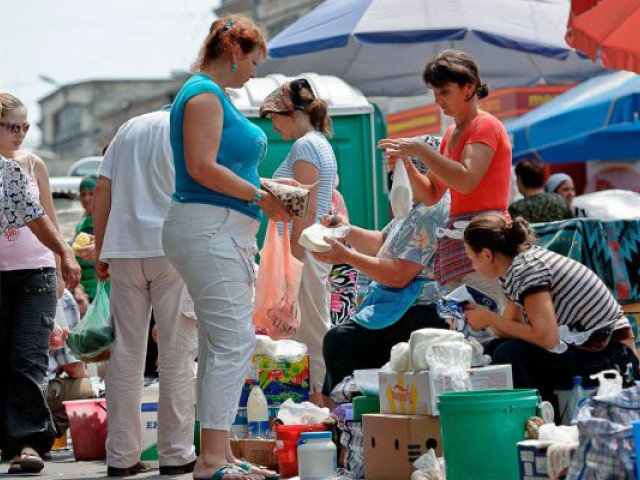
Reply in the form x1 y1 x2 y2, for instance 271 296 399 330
53 104 83 156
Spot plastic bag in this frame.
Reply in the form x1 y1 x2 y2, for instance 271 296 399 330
65 282 113 360
411 449 445 480
253 221 304 339
50 299 69 349
276 398 330 425
590 369 623 397
254 335 308 362
390 160 412 218
389 342 410 372
425 341 472 392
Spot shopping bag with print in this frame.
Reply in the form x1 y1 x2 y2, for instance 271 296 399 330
254 220 304 339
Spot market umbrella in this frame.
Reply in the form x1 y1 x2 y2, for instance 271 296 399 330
261 0 604 97
507 70 640 163
566 0 640 73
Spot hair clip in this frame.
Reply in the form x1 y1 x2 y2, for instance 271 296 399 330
225 19 235 30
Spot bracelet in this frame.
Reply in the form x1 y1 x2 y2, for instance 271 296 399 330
249 190 264 206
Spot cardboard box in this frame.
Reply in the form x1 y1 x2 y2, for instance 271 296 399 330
239 354 310 407
363 414 442 480
230 439 278 471
379 364 513 416
518 440 552 479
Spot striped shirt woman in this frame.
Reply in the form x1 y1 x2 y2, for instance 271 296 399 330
463 213 638 400
502 245 629 353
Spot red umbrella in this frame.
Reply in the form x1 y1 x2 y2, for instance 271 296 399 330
566 0 640 73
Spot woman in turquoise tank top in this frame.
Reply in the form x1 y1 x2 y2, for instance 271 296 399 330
161 14 288 480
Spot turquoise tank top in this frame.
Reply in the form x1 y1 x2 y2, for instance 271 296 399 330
170 74 267 219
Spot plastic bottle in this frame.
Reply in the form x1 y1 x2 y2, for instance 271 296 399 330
566 375 585 422
247 380 269 438
297 431 337 480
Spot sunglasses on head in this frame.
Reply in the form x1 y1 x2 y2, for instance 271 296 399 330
0 121 30 134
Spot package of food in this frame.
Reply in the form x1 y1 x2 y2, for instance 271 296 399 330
260 179 311 219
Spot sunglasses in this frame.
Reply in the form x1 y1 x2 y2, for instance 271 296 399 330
0 121 30 134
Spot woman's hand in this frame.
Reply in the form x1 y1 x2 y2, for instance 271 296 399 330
259 191 292 222
379 137 427 160
61 251 81 290
313 237 351 265
319 213 348 228
464 303 494 330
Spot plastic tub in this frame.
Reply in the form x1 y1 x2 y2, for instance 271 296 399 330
63 399 108 461
438 389 539 480
274 423 327 478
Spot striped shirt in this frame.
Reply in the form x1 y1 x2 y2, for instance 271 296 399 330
273 130 337 222
502 246 628 337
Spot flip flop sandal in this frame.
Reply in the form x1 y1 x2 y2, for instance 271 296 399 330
19 447 45 473
194 464 248 480
237 461 280 480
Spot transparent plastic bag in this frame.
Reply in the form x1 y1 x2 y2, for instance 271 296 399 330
254 221 304 339
65 282 113 360
50 299 69 349
390 161 412 218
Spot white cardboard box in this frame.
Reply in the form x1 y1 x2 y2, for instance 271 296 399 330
379 364 513 416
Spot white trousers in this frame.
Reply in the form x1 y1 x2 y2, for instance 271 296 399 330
293 250 332 393
162 203 258 430
105 257 197 468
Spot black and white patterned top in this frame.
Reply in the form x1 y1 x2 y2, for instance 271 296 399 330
1 156 44 234
502 245 629 352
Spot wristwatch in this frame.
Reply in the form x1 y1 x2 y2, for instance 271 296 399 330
249 190 264 206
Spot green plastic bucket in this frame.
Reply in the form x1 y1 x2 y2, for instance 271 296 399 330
438 389 539 480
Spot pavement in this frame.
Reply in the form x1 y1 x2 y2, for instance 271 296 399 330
0 451 191 480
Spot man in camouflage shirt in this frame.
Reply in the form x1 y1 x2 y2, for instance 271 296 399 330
509 158 572 224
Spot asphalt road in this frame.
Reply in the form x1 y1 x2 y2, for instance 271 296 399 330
0 451 191 480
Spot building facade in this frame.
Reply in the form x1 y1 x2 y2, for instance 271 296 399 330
216 0 323 39
38 77 186 174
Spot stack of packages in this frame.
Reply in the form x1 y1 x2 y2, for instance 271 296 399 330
232 336 310 470
362 328 513 480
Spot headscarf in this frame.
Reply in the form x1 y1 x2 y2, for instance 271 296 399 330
545 173 572 193
79 174 98 192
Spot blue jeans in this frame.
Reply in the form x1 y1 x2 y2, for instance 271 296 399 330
0 268 57 457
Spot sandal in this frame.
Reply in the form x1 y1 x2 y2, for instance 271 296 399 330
237 461 280 480
194 463 251 480
18 447 45 473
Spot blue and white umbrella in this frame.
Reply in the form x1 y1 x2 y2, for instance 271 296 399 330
261 0 604 97
508 70 640 163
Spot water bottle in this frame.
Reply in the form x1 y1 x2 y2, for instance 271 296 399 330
567 375 585 422
247 380 269 438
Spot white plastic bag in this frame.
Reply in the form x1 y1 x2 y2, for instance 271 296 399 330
411 449 445 480
276 398 330 425
426 341 472 392
409 328 464 371
389 342 410 372
254 335 308 362
590 369 623 398
390 160 412 218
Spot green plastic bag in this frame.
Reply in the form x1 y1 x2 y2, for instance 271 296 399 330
66 281 113 360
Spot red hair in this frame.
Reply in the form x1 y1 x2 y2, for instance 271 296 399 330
194 14 267 71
